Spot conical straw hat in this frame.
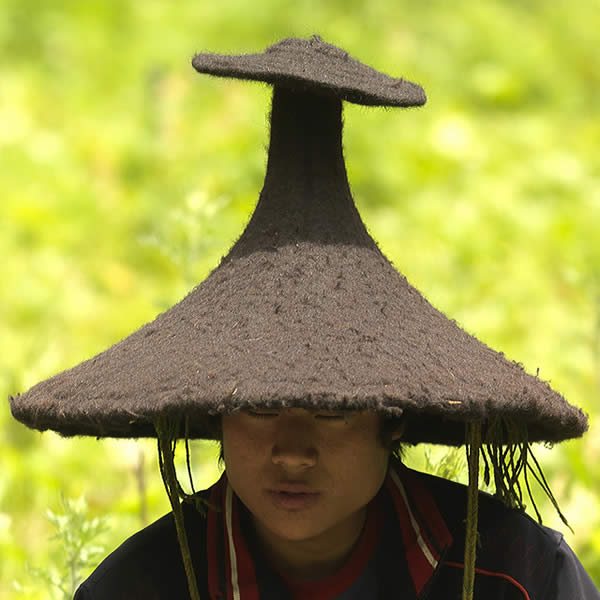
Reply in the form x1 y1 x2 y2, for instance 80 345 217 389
10 37 587 446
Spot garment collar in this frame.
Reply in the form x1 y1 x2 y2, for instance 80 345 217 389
206 460 452 600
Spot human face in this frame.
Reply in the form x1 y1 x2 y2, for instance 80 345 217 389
221 408 396 549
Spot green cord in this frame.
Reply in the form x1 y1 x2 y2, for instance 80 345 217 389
463 422 482 600
156 417 203 600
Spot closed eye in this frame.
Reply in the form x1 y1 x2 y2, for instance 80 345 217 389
246 410 279 419
315 413 347 421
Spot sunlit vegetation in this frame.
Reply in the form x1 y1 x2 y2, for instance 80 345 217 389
2 1 598 596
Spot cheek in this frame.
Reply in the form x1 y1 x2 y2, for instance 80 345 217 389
325 429 390 495
221 416 266 471
221 418 273 512
352 444 389 487
222 417 244 460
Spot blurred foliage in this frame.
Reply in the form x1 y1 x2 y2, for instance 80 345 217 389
1 0 598 596
20 496 108 599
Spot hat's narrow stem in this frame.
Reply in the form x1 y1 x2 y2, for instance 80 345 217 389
229 85 376 257
264 86 348 193
463 422 481 600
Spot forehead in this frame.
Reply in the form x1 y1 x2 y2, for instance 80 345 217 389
221 407 385 431
234 407 380 419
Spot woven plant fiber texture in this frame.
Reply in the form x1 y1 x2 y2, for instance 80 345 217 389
192 35 426 107
9 38 588 446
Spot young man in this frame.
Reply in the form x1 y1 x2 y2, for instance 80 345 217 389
73 407 597 598
11 37 598 599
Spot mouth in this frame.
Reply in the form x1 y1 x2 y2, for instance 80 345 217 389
266 487 321 511
272 483 318 494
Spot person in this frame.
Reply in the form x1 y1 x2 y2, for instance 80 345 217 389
73 408 599 599
10 36 598 599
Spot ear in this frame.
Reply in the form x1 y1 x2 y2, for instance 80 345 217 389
390 420 405 441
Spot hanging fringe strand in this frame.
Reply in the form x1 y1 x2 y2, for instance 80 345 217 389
481 418 571 532
185 417 197 496
463 422 482 600
156 416 203 600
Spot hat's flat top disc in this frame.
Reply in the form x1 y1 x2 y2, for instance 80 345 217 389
192 35 426 107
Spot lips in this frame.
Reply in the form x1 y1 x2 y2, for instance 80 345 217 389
272 482 317 494
266 484 321 510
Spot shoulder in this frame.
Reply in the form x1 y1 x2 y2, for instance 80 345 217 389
412 467 558 544
412 469 599 598
75 501 208 600
412 469 557 595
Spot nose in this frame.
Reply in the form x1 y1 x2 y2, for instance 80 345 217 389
271 416 318 471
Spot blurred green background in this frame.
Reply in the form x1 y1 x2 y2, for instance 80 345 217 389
2 0 599 597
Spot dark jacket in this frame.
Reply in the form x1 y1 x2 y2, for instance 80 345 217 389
74 468 598 599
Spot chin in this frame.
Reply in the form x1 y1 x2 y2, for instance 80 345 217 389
266 522 325 543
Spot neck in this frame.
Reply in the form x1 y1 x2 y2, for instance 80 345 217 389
227 86 375 258
253 506 367 582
